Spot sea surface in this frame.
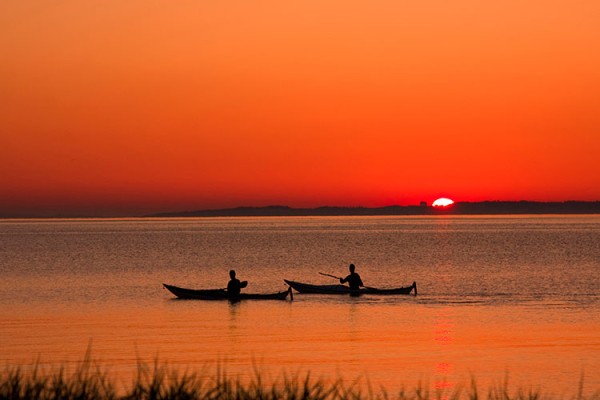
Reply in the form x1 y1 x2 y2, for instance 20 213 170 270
1 215 599 396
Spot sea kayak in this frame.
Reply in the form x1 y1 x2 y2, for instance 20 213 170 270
284 280 417 296
163 283 293 301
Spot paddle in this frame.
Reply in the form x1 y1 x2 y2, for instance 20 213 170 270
319 272 343 280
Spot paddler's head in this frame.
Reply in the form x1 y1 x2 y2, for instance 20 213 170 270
229 270 236 279
349 264 355 273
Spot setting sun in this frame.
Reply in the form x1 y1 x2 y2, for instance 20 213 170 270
432 198 455 207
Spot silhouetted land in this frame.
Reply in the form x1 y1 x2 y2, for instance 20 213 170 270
3 201 600 219
149 201 600 217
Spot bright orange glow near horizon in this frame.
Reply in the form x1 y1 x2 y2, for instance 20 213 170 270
1 1 600 216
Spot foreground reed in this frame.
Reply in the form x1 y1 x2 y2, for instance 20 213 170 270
1 356 598 400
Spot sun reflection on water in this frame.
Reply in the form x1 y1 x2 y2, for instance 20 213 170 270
434 307 456 394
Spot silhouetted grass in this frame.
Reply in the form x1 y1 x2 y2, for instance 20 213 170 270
1 356 598 400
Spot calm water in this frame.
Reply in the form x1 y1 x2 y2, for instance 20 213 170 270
1 216 599 395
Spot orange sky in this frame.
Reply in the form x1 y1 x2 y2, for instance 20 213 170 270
1 1 599 216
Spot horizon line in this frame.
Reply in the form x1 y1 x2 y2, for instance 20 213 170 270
3 200 600 219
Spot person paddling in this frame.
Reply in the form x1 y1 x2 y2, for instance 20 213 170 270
227 270 248 296
339 263 364 290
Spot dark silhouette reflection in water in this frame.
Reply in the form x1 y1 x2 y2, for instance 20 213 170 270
346 302 362 368
228 301 240 332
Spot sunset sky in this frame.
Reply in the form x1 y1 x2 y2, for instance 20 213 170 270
1 1 599 217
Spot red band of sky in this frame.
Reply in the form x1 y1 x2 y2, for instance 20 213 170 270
1 1 599 216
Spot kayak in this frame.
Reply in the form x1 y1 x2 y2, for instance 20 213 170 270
163 283 293 301
284 280 417 296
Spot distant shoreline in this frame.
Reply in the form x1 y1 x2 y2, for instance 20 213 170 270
148 201 600 218
2 201 600 219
